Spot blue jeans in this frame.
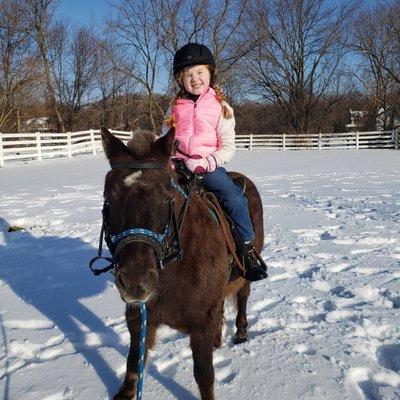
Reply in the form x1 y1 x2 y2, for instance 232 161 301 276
203 167 255 242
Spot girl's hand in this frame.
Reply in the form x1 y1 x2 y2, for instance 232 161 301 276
185 154 217 173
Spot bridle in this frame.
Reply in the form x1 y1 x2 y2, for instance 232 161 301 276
87 160 191 400
89 161 190 276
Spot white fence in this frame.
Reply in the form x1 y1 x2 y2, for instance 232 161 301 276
0 129 131 167
235 131 399 150
0 129 399 166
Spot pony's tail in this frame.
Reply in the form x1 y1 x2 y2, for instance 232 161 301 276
213 84 233 119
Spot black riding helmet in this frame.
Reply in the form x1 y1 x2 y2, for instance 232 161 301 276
173 43 215 76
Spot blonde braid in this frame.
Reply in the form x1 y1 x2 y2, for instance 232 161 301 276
163 92 180 127
164 113 175 128
213 84 233 119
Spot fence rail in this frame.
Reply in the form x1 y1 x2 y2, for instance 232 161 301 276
0 129 399 166
235 131 399 150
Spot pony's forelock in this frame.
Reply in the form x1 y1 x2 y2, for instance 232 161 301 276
127 129 156 158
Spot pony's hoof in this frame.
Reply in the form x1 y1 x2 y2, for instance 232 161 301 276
233 335 247 344
213 341 223 350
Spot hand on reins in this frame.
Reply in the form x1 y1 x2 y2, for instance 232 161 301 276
185 154 217 173
171 157 206 188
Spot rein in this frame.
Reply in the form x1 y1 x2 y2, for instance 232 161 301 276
137 302 147 400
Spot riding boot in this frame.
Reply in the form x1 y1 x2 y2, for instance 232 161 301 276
232 232 268 281
240 242 268 281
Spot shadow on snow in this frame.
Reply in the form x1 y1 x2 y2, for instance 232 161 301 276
0 217 195 400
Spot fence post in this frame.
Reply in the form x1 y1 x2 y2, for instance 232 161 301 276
90 129 97 155
356 131 359 150
282 133 286 150
67 132 72 158
36 131 42 161
249 134 253 150
0 133 4 167
318 132 322 150
395 130 399 150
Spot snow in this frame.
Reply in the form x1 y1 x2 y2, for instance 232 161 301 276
0 149 399 400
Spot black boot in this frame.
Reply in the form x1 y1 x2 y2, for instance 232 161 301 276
228 221 268 282
241 242 268 282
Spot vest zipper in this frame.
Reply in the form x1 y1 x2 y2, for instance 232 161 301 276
188 100 196 156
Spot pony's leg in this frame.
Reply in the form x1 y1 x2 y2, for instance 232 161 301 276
114 320 157 400
234 282 250 344
190 330 215 400
213 300 225 349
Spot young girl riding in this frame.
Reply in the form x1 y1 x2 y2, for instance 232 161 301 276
162 43 267 282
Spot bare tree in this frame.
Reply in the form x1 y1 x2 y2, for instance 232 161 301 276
245 0 358 135
351 1 400 130
22 0 66 131
106 0 167 131
0 0 38 131
48 23 99 130
364 1 400 87
92 38 134 128
74 36 144 130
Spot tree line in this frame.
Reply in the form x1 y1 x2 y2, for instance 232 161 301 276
1 0 400 135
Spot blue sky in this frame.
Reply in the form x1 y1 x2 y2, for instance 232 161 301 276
55 0 379 27
55 0 110 28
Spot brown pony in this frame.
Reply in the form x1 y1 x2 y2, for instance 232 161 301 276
100 127 265 400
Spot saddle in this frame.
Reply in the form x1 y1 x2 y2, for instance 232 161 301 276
172 159 247 280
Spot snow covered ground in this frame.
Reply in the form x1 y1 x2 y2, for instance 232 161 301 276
0 149 399 400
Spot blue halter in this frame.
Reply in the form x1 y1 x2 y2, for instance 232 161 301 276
110 178 188 247
89 163 189 276
111 224 169 247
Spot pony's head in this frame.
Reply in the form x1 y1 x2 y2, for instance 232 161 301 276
100 127 175 304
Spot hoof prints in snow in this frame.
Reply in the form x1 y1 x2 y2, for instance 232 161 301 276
213 356 236 383
376 344 400 373
346 367 400 400
1 151 400 399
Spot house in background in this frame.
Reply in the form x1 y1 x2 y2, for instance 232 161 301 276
345 110 366 131
22 117 52 132
346 108 400 132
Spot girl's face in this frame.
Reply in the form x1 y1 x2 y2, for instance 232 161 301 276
181 64 211 96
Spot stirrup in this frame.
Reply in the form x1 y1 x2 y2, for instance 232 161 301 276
242 245 268 281
234 237 268 281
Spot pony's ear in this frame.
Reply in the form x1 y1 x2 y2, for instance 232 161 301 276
149 127 176 163
100 127 135 165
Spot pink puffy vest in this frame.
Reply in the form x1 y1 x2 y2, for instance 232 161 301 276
172 87 222 159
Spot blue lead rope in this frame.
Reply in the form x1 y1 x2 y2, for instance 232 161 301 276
137 303 148 400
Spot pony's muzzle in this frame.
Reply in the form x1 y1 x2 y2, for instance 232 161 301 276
115 269 158 303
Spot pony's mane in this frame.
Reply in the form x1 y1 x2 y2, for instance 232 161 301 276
127 129 156 158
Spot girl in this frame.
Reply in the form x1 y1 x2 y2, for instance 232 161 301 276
162 43 267 282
